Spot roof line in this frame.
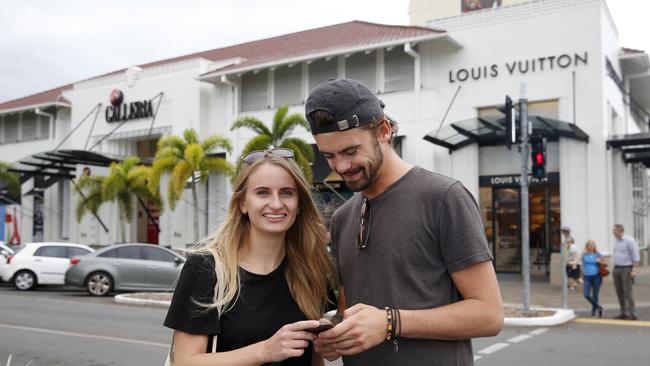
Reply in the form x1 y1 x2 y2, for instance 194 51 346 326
199 33 458 79
79 21 446 84
0 101 71 115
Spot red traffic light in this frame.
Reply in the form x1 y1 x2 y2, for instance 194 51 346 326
535 151 544 165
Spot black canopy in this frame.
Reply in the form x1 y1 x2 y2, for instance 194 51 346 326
423 115 589 152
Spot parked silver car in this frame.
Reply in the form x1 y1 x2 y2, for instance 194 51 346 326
64 243 185 296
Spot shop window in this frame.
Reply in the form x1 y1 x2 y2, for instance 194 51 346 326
21 114 38 141
346 52 377 92
38 114 50 139
478 100 559 119
632 163 646 248
384 47 414 93
3 114 19 143
309 58 338 93
241 71 268 111
274 65 302 107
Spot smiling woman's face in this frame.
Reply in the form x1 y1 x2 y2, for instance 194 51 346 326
240 162 299 238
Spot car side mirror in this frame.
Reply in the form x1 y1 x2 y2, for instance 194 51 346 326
174 257 184 265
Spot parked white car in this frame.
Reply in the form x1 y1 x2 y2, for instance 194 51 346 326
1 242 94 290
0 242 16 283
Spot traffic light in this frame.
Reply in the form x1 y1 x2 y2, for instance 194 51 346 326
530 135 546 179
497 95 516 150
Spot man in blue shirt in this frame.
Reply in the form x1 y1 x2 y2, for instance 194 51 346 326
611 224 640 320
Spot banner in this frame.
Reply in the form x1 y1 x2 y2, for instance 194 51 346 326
4 205 21 245
462 0 502 13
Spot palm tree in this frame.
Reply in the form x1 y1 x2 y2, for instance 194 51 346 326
0 161 20 198
151 128 234 243
102 156 162 243
231 105 314 182
75 174 105 225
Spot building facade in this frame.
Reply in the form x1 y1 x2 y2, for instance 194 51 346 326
0 0 647 277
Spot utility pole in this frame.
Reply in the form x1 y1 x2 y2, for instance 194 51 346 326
520 83 531 311
562 235 569 309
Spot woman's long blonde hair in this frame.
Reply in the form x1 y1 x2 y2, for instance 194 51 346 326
197 153 334 319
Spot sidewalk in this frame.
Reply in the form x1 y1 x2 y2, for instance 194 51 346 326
499 265 650 317
116 266 650 321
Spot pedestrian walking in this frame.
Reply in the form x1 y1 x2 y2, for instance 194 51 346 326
611 224 640 320
566 237 581 291
306 78 503 366
581 240 605 317
163 150 335 365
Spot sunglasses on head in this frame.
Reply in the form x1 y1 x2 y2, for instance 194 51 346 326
241 148 295 164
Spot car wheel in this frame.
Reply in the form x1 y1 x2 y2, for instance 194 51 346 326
86 272 113 296
14 270 37 291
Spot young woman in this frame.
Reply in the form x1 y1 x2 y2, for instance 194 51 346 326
164 148 335 366
581 240 605 317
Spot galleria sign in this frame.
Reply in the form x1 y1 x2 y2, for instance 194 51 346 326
448 52 588 83
105 89 154 123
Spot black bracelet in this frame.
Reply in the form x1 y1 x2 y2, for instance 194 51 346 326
392 308 400 353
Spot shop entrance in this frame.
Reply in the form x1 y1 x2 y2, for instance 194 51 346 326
480 174 560 276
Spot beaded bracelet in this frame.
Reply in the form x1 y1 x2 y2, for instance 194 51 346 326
384 307 392 341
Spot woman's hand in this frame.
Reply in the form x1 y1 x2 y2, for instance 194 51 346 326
258 320 319 363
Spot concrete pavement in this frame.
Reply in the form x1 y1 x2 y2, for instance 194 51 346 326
499 265 650 319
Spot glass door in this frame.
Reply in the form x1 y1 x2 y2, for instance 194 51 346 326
493 187 521 272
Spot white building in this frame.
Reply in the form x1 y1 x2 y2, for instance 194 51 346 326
0 0 647 279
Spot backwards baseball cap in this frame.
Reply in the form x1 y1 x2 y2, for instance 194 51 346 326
305 78 385 135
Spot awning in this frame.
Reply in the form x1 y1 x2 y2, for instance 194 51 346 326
607 132 650 167
423 115 589 152
9 150 123 181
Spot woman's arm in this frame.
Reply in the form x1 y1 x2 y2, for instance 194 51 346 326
172 320 320 366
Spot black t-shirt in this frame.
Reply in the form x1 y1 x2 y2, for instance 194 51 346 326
164 253 312 366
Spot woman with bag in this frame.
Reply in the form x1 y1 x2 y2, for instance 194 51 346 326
164 148 335 366
581 240 606 317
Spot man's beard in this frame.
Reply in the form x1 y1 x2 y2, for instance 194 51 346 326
341 139 384 192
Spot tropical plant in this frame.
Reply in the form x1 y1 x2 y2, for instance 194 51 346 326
75 174 105 224
0 161 20 197
151 128 234 243
231 105 314 182
102 156 162 243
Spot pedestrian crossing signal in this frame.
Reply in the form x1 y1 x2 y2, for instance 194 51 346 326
530 135 546 179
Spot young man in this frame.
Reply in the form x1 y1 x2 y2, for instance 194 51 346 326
306 79 503 365
611 224 640 320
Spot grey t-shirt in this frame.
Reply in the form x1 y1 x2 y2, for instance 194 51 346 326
330 166 492 366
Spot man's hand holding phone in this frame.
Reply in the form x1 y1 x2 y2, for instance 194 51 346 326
309 312 343 334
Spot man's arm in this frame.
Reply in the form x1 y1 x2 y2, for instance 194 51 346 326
400 260 503 339
314 260 503 356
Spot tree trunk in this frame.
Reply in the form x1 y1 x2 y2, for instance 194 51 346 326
191 174 199 244
119 216 126 243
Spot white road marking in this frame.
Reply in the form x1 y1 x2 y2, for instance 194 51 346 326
476 327 552 361
478 342 510 355
0 323 168 348
529 327 549 336
507 334 533 343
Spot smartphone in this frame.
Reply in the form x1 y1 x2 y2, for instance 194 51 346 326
308 320 335 334
308 313 343 334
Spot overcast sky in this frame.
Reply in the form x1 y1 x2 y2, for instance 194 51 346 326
0 0 646 104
